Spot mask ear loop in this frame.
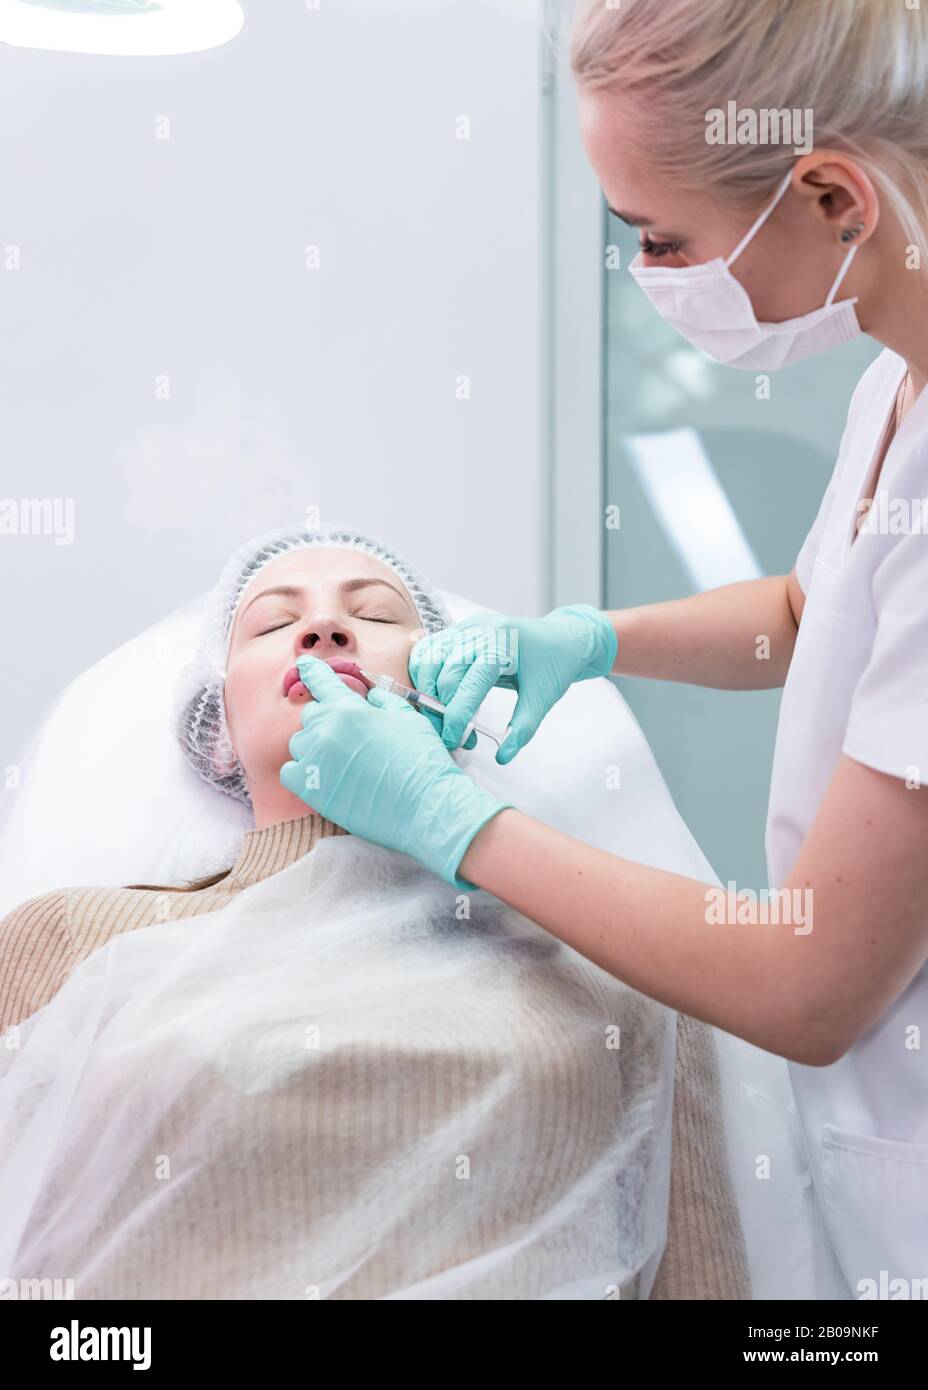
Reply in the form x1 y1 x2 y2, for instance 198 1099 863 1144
723 166 862 304
724 166 796 268
824 241 860 305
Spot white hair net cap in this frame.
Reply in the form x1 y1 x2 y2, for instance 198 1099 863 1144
173 523 453 807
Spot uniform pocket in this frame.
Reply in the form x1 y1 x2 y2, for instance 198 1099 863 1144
804 557 865 631
820 1123 928 1298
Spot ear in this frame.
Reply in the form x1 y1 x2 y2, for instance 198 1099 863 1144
795 154 880 242
213 724 241 776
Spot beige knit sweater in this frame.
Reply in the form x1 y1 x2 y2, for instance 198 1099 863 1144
0 813 749 1299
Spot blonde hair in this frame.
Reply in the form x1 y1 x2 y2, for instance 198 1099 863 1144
568 0 928 254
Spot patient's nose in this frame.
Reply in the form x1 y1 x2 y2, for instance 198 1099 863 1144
296 621 353 655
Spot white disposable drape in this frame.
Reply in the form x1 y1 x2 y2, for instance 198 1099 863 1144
0 833 676 1300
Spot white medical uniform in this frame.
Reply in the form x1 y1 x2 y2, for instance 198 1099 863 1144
766 347 928 1300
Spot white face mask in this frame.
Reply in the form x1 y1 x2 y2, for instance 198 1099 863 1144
627 166 862 370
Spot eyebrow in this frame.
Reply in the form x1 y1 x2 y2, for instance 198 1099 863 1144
607 203 685 234
606 206 653 226
241 576 410 616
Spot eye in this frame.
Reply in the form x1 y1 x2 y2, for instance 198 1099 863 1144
257 613 397 634
640 236 681 258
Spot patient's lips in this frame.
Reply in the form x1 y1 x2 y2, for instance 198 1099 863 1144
283 659 373 701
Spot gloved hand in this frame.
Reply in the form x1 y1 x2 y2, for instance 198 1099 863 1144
408 604 618 763
280 655 514 890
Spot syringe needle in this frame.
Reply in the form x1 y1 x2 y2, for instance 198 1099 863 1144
357 669 509 750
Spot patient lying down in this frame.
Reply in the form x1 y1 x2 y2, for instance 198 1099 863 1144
0 526 749 1300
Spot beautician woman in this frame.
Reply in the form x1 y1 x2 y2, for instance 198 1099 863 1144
282 0 928 1299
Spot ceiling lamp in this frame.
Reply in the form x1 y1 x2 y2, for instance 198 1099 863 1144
0 0 245 57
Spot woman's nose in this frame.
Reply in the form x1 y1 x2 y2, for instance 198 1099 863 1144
295 621 353 653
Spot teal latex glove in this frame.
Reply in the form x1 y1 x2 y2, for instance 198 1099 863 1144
280 655 514 890
408 604 618 763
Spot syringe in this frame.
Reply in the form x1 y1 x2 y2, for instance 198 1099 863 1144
358 669 511 751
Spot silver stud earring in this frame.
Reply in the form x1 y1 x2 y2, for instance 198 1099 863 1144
841 222 865 243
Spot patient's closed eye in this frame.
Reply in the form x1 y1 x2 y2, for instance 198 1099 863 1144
257 609 398 635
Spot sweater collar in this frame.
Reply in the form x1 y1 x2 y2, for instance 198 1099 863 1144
228 814 349 887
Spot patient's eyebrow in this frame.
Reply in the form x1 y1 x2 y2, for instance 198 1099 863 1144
241 577 409 616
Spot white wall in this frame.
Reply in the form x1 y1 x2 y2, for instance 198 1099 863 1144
0 0 545 759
